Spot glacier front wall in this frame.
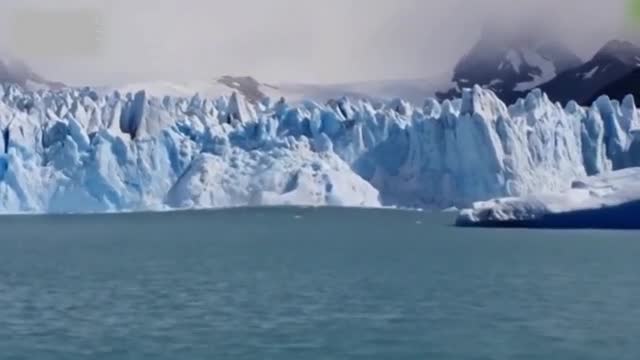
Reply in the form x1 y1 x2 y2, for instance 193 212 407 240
0 83 638 214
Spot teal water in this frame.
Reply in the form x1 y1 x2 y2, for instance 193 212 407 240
1 207 639 359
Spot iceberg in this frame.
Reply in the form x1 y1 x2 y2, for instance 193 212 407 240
456 167 640 229
0 82 638 214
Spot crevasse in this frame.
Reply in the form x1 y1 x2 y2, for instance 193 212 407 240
0 83 638 214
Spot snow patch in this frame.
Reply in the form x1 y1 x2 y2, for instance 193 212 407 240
513 49 557 91
505 50 523 73
583 66 600 79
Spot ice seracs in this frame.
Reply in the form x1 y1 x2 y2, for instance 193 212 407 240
0 83 639 214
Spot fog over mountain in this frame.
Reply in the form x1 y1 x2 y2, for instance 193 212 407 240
0 0 637 86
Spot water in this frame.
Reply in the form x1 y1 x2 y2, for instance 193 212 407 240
1 207 639 359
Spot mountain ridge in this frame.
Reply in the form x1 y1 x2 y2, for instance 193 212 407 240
436 27 583 104
3 36 640 109
0 55 65 90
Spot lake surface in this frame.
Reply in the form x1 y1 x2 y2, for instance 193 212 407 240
1 207 639 359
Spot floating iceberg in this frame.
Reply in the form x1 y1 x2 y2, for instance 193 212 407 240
0 83 638 214
456 167 640 229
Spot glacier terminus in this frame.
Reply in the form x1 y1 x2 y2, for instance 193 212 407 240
0 83 639 215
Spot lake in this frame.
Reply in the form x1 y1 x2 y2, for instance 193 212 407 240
1 207 639 359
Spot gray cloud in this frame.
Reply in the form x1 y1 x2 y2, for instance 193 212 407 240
0 0 636 85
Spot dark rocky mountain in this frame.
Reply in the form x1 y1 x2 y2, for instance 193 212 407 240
539 40 640 105
437 26 582 104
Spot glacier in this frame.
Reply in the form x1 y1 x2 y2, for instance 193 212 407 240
456 167 640 229
0 82 639 214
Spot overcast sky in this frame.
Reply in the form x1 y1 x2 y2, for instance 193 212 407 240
0 0 637 85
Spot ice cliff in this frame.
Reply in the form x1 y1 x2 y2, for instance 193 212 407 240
0 83 638 214
456 167 640 229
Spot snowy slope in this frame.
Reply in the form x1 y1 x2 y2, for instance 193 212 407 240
110 75 449 107
108 77 279 104
278 75 451 105
0 83 639 214
112 80 234 99
456 167 640 229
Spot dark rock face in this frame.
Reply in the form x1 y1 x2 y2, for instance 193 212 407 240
587 67 640 105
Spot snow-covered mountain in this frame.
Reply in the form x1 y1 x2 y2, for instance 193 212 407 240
539 40 640 105
277 75 451 105
437 27 582 104
435 27 640 107
111 75 449 106
109 76 280 103
0 82 638 214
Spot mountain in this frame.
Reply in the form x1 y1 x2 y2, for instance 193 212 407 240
539 40 640 105
0 55 65 90
437 27 582 104
436 29 640 107
0 84 637 213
